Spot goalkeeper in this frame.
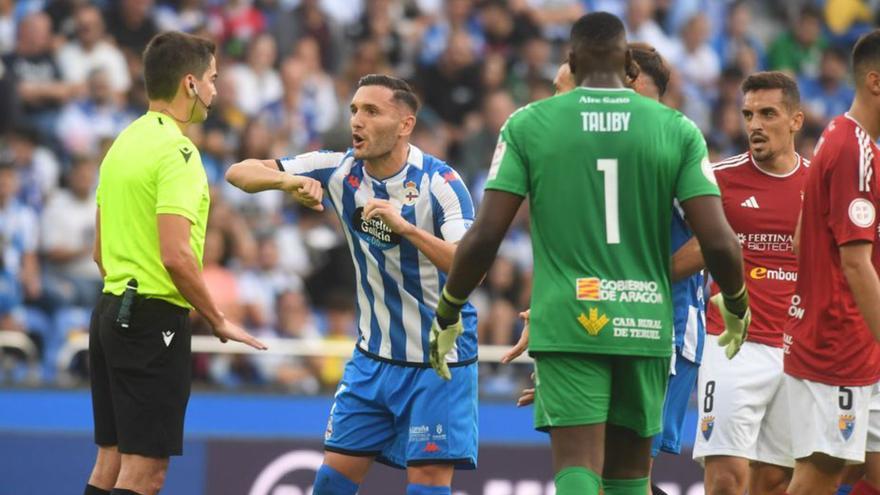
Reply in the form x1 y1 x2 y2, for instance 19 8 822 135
429 12 748 495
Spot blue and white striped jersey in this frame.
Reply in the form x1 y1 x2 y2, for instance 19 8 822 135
671 203 706 365
278 145 478 365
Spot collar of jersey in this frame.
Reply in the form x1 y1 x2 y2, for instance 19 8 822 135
361 144 424 183
574 86 635 93
146 110 184 137
749 151 803 178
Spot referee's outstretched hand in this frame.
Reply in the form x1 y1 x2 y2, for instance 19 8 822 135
212 318 268 350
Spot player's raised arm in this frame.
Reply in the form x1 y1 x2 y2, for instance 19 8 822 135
225 153 333 210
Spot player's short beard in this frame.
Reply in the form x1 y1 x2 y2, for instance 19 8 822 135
357 131 397 161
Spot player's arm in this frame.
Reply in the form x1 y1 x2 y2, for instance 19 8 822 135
671 236 705 283
826 134 880 341
225 158 323 210
681 197 744 294
676 118 748 358
445 190 524 299
840 241 880 341
157 146 266 350
158 215 265 350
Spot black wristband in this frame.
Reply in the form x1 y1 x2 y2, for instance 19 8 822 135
722 286 749 319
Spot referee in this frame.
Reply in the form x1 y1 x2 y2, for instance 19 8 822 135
83 32 267 495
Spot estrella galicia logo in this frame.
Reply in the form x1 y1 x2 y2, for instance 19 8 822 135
839 414 855 441
352 207 401 249
701 415 715 441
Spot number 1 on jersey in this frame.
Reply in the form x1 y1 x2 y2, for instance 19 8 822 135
597 159 620 244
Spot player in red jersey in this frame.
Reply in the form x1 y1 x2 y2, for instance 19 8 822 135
783 30 880 495
692 72 807 495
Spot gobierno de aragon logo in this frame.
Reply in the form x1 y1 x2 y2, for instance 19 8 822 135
249 450 324 495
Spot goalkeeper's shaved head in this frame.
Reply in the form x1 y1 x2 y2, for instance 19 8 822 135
568 12 629 87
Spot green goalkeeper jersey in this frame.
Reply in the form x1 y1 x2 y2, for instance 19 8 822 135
485 87 719 357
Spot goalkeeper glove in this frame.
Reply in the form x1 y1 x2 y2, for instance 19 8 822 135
711 285 751 359
430 288 467 380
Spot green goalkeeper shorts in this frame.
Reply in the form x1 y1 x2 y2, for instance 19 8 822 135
532 352 669 437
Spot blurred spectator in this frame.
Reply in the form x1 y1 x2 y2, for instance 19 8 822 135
768 5 827 78
709 99 748 158
201 228 245 325
208 0 266 59
230 33 282 117
799 46 854 127
419 0 485 66
626 0 678 59
7 126 60 212
222 119 285 222
263 55 339 155
155 0 208 33
673 13 720 91
3 12 76 137
104 0 159 57
56 68 135 157
0 0 13 56
0 57 16 135
418 30 483 128
317 291 356 391
285 37 340 132
347 0 404 67
273 0 343 72
39 155 100 308
713 1 764 71
479 0 540 59
824 0 873 41
0 161 40 329
512 0 584 42
57 5 131 97
455 89 516 185
340 39 393 94
239 235 304 329
255 290 321 393
508 35 556 103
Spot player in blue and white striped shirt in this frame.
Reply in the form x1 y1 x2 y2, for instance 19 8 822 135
226 74 477 495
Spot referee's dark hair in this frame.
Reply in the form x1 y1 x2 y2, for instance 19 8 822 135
852 29 880 82
357 74 420 114
143 31 216 102
740 71 801 111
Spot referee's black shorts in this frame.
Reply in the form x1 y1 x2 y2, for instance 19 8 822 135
88 293 192 457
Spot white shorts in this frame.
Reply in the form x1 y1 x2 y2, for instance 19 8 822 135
693 335 793 467
786 375 880 463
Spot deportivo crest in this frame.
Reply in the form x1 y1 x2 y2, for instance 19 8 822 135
839 414 855 441
701 416 715 441
401 180 420 206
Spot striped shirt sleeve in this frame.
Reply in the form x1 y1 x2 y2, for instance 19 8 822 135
430 166 475 243
277 151 345 188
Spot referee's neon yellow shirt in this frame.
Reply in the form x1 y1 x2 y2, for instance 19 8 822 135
96 111 209 309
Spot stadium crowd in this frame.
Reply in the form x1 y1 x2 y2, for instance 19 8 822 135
0 0 874 393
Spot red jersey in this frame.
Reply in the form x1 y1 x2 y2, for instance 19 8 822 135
707 151 808 347
784 114 880 386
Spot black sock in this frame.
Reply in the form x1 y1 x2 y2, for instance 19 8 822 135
110 490 144 495
84 485 111 495
651 484 669 495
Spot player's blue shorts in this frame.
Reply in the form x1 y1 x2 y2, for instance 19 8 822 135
651 350 699 457
324 347 478 470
